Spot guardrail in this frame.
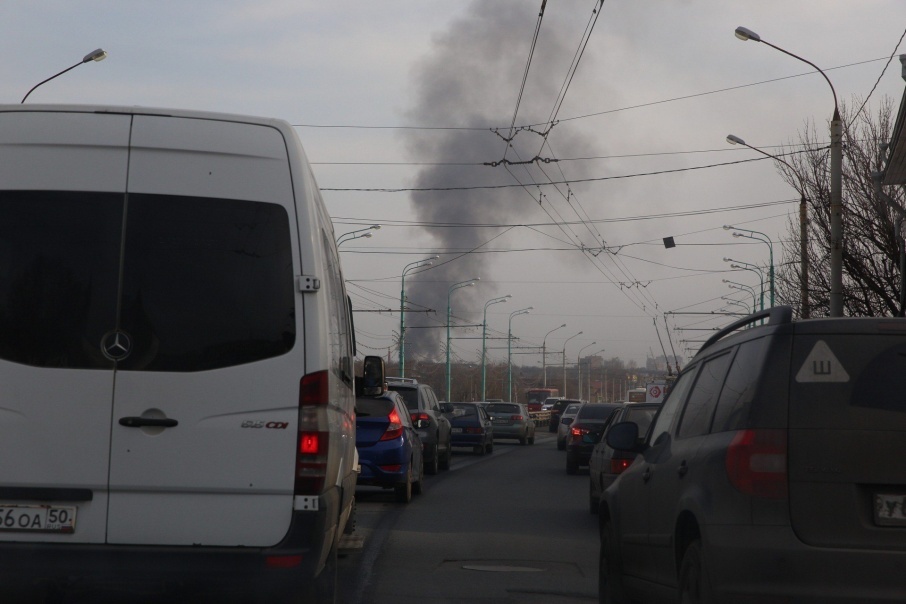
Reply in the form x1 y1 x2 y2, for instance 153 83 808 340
530 410 550 427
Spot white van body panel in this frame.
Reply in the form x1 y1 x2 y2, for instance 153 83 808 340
0 106 355 561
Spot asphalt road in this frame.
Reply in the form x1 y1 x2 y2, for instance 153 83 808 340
338 431 599 603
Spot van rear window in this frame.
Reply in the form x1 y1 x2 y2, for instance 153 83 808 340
0 191 295 371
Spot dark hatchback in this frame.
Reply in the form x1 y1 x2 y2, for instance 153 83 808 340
449 402 494 455
565 403 621 474
600 306 906 603
355 392 424 503
588 402 661 513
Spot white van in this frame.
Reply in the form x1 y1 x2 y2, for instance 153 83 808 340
0 105 356 602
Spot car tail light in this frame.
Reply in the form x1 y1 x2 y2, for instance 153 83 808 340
265 555 303 569
379 464 402 472
725 429 788 499
410 412 430 424
610 458 632 475
295 371 330 495
570 426 589 443
380 408 404 441
511 415 524 421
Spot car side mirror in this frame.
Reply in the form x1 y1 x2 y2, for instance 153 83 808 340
606 421 646 453
358 355 385 396
440 402 454 414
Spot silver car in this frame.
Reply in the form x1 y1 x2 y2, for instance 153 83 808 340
486 402 536 445
557 402 585 450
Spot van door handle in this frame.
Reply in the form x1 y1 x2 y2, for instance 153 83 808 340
119 417 178 428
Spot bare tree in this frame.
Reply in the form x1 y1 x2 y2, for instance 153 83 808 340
774 97 906 318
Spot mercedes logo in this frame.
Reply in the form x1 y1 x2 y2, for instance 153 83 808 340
101 330 132 361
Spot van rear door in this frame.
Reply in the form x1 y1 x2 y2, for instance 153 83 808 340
105 115 302 547
0 110 131 544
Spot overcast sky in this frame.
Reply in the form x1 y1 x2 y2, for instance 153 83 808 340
5 1 906 368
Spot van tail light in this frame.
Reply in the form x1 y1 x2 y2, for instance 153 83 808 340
410 412 430 424
610 458 632 475
725 429 788 499
295 371 330 495
380 408 404 441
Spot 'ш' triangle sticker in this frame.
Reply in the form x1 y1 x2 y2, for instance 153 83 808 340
795 340 850 383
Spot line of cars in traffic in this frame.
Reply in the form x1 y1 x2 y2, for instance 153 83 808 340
355 377 539 504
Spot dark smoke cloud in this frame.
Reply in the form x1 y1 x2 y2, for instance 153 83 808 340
402 0 602 359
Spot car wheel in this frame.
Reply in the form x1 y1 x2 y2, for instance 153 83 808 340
528 434 535 445
486 441 493 454
599 519 628 604
439 443 452 471
343 498 357 534
566 454 579 475
425 446 439 475
679 539 713 604
557 438 565 451
473 444 485 456
412 460 424 496
394 466 413 504
518 435 527 446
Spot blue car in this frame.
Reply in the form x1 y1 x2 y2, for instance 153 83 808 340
449 402 494 455
355 391 424 503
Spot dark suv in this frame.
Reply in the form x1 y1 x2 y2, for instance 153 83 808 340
599 306 906 603
387 378 452 474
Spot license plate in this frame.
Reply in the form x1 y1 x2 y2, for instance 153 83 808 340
451 428 463 434
493 420 508 425
874 494 906 526
0 505 77 533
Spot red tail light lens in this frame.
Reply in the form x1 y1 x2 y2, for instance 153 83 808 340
725 429 788 499
570 426 589 442
380 408 404 441
265 555 303 569
464 426 484 434
295 371 330 495
511 415 524 421
610 458 632 475
410 412 430 423
379 464 402 472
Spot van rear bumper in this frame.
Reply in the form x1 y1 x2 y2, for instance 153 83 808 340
705 524 906 602
0 507 331 602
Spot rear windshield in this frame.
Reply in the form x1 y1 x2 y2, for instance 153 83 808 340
486 403 519 414
0 191 295 371
577 405 616 420
564 404 582 415
355 397 395 417
452 403 479 417
390 386 419 411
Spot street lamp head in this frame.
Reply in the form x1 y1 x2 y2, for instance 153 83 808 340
370 224 382 230
361 232 372 239
723 225 734 231
734 26 761 42
732 232 742 238
83 49 108 63
723 257 732 263
726 134 745 146
731 264 742 269
559 323 566 328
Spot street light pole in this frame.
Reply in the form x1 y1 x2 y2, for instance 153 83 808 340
724 226 774 308
723 257 765 311
542 323 566 388
724 279 758 315
735 26 841 316
337 224 381 246
562 331 582 398
399 256 437 377
21 49 108 103
727 134 810 317
447 278 479 401
577 342 596 400
481 295 511 400
507 307 532 402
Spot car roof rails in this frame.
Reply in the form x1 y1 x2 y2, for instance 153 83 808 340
386 376 418 385
699 305 793 353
